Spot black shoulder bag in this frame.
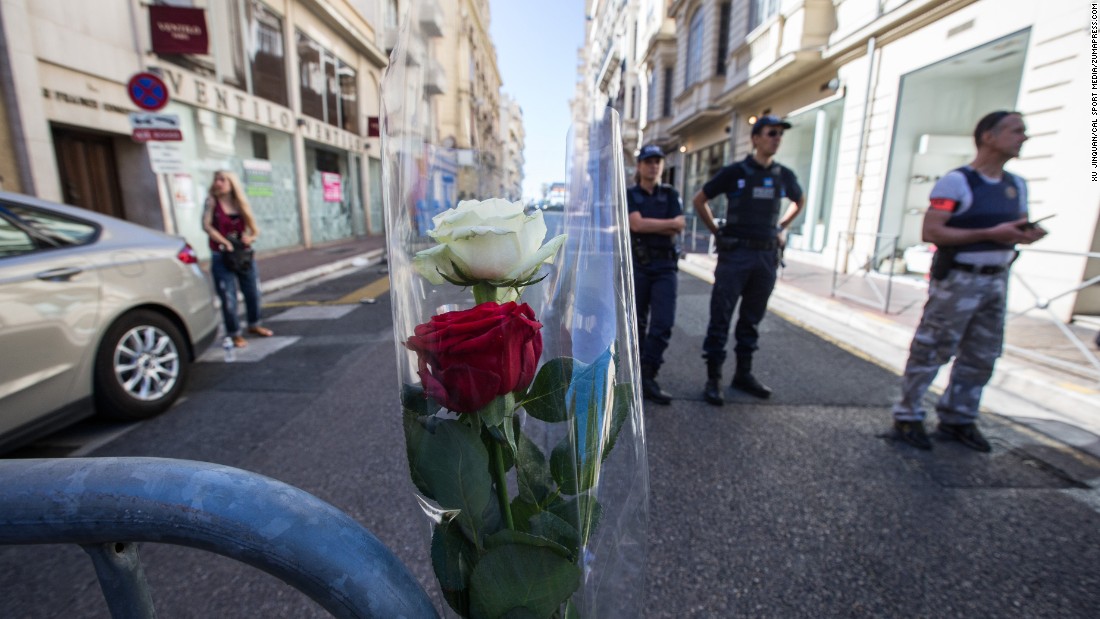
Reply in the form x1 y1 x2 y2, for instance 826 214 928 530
222 237 254 274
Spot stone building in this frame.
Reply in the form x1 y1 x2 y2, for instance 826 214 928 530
579 0 1098 319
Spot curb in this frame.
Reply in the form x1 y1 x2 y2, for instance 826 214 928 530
260 248 386 294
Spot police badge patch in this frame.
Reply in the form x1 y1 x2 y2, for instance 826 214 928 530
1005 185 1017 200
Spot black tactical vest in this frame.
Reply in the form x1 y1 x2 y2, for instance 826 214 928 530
721 160 785 240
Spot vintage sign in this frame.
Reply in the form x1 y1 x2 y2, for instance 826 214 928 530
149 5 209 55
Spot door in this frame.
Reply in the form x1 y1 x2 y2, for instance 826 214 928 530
52 128 126 219
0 201 101 435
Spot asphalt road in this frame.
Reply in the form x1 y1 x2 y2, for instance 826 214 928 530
3 266 1100 618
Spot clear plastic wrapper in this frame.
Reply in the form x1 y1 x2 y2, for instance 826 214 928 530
381 6 648 617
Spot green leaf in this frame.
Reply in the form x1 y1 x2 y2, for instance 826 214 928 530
485 529 572 560
521 357 575 422
431 520 476 616
401 382 440 416
602 382 633 463
401 387 433 499
516 431 554 505
469 544 581 619
510 497 540 533
549 495 603 548
528 511 580 560
480 395 509 428
415 419 493 545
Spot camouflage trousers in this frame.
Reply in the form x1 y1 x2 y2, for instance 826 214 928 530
892 268 1008 424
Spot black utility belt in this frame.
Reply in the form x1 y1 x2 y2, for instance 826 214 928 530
951 262 1007 275
636 248 679 260
716 237 778 251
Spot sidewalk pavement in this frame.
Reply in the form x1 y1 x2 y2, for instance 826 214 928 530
247 236 1100 460
680 252 1100 460
254 236 388 294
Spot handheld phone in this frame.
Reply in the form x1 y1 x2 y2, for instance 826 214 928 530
1021 214 1055 229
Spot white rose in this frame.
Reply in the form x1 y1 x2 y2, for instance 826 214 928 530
413 198 566 286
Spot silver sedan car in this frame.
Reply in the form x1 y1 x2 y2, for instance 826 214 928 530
0 192 219 452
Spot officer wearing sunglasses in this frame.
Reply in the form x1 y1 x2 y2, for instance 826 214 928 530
692 115 805 405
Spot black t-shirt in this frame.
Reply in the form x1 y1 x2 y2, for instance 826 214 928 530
627 183 683 250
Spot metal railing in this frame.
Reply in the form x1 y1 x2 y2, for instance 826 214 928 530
0 457 439 619
830 231 907 314
1006 247 1100 383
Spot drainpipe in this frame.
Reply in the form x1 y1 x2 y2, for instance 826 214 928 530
842 36 879 273
0 5 36 194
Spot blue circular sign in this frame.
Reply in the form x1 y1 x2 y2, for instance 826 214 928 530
127 73 169 111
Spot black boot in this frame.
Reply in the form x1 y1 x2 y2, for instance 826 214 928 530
703 361 724 406
641 364 672 405
732 355 772 399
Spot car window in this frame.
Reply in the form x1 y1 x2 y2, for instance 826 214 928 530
0 217 37 257
0 203 99 252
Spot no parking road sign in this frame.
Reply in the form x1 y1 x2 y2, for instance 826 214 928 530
127 72 170 111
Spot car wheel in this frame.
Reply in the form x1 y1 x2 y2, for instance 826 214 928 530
94 309 190 421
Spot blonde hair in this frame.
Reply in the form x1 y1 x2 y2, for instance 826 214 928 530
209 170 259 234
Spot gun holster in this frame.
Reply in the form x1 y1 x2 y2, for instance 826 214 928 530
632 238 651 265
930 247 957 281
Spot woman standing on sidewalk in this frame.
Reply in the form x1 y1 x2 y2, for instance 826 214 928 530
203 170 274 348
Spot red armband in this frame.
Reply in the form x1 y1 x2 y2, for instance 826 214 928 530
929 198 957 212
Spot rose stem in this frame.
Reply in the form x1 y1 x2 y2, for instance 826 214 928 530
490 439 515 530
472 282 498 305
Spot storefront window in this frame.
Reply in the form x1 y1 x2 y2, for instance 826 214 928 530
163 102 301 260
305 142 365 244
682 140 730 253
782 97 844 253
297 31 358 133
880 30 1028 269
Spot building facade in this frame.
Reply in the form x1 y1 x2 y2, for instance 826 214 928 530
0 0 461 261
579 0 1099 319
499 93 525 201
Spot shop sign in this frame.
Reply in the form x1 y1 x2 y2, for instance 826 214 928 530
147 142 186 174
130 113 182 142
158 65 369 152
322 172 342 202
367 116 380 137
243 159 275 197
150 5 208 55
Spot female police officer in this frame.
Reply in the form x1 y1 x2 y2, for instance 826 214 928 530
629 144 685 404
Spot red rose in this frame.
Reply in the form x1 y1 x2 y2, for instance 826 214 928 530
406 301 543 414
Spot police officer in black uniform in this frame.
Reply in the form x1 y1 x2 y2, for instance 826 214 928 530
692 116 805 405
629 144 685 405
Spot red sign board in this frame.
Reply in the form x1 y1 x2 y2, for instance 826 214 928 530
322 173 343 202
127 73 170 111
149 5 209 55
132 129 183 143
367 116 380 138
